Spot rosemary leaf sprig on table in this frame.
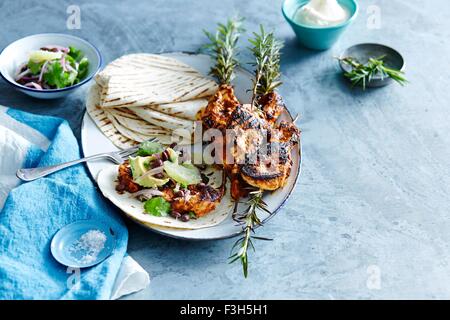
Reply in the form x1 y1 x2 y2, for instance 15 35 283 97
339 55 407 90
248 25 284 106
229 189 272 278
203 17 245 85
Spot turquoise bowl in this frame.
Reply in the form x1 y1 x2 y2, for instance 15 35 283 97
282 0 359 50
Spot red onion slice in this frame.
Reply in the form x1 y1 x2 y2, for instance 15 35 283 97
15 68 30 81
38 61 49 83
61 56 66 71
65 62 77 73
130 189 163 200
137 166 164 180
24 82 43 90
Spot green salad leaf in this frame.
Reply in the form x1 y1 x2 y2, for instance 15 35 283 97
137 141 164 156
77 57 89 82
68 46 84 62
189 211 197 219
43 62 75 89
144 197 171 217
28 61 43 75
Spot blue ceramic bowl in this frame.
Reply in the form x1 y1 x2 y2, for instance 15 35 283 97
282 0 359 50
0 33 102 99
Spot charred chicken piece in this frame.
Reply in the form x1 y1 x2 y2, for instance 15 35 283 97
221 103 266 199
274 120 300 143
240 141 293 190
116 161 141 193
257 92 284 125
201 84 240 131
226 102 300 192
170 183 225 217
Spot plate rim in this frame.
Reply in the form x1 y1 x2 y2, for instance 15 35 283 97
81 51 302 241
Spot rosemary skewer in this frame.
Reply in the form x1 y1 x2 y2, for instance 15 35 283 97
338 55 407 90
248 25 283 107
229 189 272 277
228 26 283 277
203 17 245 85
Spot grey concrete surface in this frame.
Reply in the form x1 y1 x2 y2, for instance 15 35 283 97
1 0 450 299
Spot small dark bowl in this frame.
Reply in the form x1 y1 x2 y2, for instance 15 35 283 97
339 43 405 88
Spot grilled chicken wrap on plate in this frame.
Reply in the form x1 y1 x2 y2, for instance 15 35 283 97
97 142 232 230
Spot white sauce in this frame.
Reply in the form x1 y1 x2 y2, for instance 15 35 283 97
294 0 350 27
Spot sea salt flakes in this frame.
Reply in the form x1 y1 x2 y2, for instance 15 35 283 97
69 229 107 264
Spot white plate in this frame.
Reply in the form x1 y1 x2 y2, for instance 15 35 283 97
81 52 301 240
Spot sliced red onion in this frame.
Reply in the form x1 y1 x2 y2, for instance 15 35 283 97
38 60 49 83
137 166 164 180
15 68 31 81
183 189 192 202
65 62 77 73
24 82 43 90
130 189 163 200
19 76 38 82
61 56 66 71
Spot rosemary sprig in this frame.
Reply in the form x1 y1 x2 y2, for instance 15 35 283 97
248 25 283 106
203 17 245 85
229 189 272 277
338 55 407 90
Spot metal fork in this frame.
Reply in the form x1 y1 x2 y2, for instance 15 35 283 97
16 143 145 182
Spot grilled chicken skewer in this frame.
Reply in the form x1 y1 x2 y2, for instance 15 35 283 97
202 19 300 277
201 23 300 199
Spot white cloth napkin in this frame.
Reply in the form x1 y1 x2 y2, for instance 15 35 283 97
0 110 149 299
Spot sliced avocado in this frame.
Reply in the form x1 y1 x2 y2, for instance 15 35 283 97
166 148 178 163
135 175 169 188
129 156 169 188
129 156 152 179
163 161 201 186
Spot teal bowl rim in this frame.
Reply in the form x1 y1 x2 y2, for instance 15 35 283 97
282 0 359 30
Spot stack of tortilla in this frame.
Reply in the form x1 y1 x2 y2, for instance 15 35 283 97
86 53 218 149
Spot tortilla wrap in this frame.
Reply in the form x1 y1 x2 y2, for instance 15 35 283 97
97 165 232 230
86 83 139 149
130 99 208 121
95 54 217 108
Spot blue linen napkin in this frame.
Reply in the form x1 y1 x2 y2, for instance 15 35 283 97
0 107 128 299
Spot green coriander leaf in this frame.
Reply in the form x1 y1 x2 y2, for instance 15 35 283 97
188 211 197 219
65 54 76 66
27 60 43 75
137 141 164 156
76 57 89 82
144 197 171 217
68 46 83 62
43 62 73 89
